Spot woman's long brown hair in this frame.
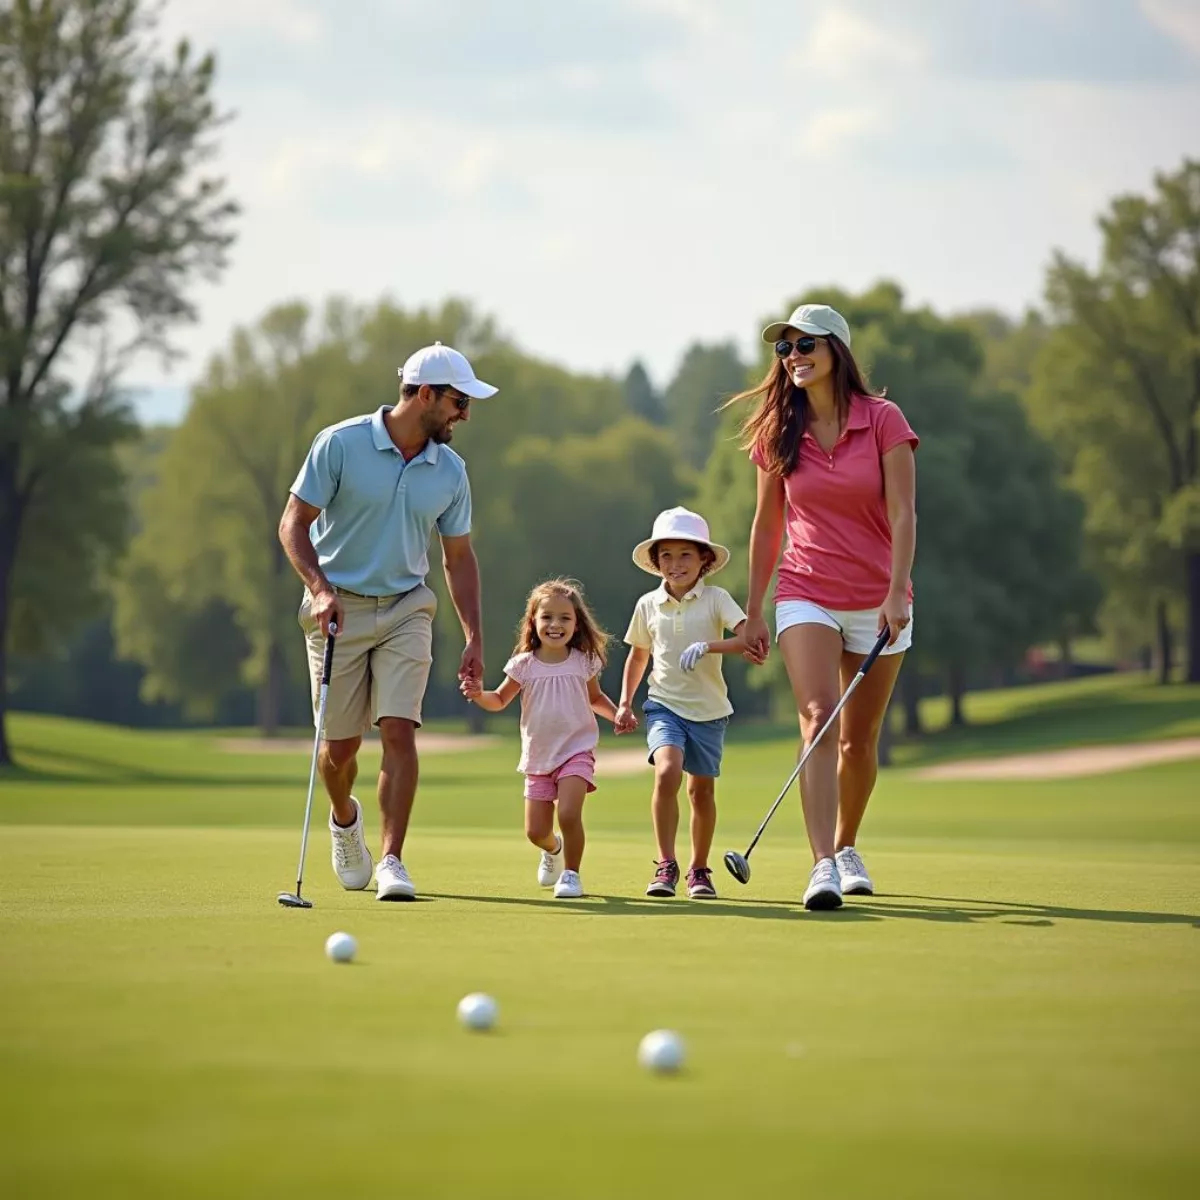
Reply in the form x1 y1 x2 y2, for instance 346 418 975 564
725 335 879 477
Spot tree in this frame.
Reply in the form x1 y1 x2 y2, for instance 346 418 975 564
0 0 237 763
1034 159 1200 681
700 282 1097 730
622 360 665 425
665 341 747 469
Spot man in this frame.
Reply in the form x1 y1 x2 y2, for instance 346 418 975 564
278 342 495 900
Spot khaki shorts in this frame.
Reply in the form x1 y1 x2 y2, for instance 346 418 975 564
299 585 438 739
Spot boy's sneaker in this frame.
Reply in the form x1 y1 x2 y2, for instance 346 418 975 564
645 859 680 898
329 796 373 890
835 846 874 895
537 835 564 888
376 854 416 901
554 869 583 899
803 857 843 911
687 866 717 899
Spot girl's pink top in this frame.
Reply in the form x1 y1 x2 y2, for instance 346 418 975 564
751 394 919 609
504 648 603 775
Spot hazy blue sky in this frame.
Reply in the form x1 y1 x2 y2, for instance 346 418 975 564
128 0 1200 422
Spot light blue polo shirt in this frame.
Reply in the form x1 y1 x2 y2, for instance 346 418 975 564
290 406 472 596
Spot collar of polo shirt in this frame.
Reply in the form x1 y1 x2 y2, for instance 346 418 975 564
655 578 707 605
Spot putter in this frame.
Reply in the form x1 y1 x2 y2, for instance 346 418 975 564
724 625 893 885
278 621 338 909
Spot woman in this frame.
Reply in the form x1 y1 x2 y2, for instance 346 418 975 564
734 303 918 911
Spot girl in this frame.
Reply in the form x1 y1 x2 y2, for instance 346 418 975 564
462 578 622 899
615 507 759 900
732 302 918 911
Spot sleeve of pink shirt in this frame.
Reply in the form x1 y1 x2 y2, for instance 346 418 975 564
581 651 603 679
503 653 530 685
875 399 919 454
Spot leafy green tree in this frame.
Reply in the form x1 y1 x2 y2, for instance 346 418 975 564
666 342 747 469
700 282 1096 730
1032 158 1200 681
0 0 237 762
622 360 665 425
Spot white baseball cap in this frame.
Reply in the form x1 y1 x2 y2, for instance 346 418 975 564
632 507 730 577
398 341 499 400
761 303 851 348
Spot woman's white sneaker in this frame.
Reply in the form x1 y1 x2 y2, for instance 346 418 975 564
803 857 844 911
835 846 874 895
537 835 564 887
376 854 416 901
553 869 583 899
329 796 373 890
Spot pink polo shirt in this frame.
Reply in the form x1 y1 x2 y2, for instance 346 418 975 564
751 394 918 610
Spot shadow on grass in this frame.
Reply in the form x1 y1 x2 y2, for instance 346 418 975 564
426 890 1200 928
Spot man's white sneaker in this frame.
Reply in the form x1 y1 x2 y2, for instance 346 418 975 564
835 846 874 895
537 835 564 888
376 854 416 901
803 857 843 911
329 797 373 890
553 869 583 899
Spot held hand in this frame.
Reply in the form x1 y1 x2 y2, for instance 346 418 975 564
742 615 770 663
679 641 709 672
614 703 638 734
458 637 483 686
460 676 483 701
311 587 344 639
878 591 911 647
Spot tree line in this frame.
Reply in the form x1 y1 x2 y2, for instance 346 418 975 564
3 2 1197 765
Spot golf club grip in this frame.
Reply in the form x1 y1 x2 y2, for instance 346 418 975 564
320 622 338 685
860 625 892 674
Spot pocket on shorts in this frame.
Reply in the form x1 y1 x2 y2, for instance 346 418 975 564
298 589 315 632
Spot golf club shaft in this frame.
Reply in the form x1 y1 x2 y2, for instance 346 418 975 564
743 626 892 858
292 624 337 896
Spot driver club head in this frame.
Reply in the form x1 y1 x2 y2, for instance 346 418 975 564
277 892 313 909
723 850 751 885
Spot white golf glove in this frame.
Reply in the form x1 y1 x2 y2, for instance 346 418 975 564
679 641 709 672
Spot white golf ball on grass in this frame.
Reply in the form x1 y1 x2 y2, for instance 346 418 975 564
457 992 498 1031
638 1029 685 1074
324 931 357 963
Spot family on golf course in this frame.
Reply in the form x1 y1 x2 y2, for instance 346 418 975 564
277 303 918 912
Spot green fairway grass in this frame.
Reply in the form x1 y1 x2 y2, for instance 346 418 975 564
1 679 1198 1199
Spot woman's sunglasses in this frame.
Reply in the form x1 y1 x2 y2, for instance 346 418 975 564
774 335 821 358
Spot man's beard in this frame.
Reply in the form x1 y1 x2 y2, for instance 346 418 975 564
423 413 454 444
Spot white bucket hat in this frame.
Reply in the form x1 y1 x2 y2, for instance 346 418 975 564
761 303 851 348
632 507 731 577
398 341 498 399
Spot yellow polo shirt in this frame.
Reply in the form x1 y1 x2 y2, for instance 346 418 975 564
624 581 747 722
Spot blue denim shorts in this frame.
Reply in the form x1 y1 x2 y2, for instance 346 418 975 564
643 700 728 779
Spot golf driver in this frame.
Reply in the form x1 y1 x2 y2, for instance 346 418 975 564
278 621 338 909
724 624 893 884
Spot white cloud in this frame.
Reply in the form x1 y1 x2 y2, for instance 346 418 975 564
159 0 323 45
795 106 882 157
1141 0 1200 56
791 8 929 78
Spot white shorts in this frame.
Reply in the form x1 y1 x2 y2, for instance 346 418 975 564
775 599 912 656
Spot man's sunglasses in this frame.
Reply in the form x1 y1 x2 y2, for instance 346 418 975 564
774 335 821 358
433 384 470 412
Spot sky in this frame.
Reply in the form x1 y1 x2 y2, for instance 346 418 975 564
127 0 1200 423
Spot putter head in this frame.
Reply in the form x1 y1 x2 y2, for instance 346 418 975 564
723 850 751 885
277 892 313 909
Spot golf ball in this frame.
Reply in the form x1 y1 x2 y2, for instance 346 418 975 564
638 1029 685 1074
457 992 498 1031
324 931 357 963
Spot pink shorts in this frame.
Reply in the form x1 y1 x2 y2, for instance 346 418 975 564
524 751 597 801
